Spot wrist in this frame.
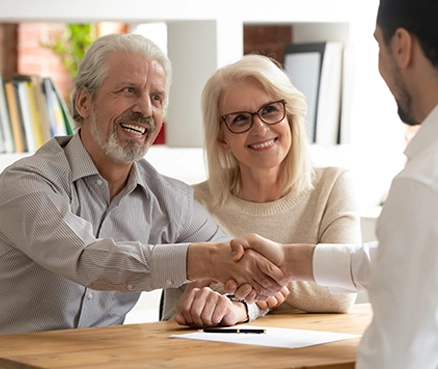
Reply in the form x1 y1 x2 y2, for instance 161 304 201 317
227 295 249 323
283 244 316 281
187 242 222 282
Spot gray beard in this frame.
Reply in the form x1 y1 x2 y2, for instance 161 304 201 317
90 110 155 164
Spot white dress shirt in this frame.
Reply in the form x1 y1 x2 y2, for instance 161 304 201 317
314 105 438 368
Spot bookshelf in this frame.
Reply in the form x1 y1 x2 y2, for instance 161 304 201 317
0 0 380 147
0 74 73 154
1 0 400 213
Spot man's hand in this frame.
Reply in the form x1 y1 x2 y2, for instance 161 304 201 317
256 286 290 311
230 233 287 267
174 282 247 327
187 236 290 301
225 234 316 301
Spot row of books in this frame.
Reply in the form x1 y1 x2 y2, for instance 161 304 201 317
0 74 74 153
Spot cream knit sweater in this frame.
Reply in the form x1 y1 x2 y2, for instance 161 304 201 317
161 166 362 321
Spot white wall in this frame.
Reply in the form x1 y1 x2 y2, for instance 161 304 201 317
1 0 404 208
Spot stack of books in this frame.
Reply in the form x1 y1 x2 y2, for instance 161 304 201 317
0 74 74 153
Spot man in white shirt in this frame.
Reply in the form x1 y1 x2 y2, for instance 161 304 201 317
228 0 438 367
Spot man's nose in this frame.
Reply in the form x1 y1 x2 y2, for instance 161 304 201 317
134 95 153 116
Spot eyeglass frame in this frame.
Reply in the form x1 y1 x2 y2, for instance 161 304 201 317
220 99 287 134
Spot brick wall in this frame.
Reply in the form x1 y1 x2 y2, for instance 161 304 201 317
17 23 73 101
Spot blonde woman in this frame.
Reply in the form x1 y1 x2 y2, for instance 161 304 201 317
162 55 361 326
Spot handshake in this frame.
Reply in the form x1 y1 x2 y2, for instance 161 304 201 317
187 233 316 303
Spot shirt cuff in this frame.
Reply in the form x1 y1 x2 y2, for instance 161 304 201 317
247 302 270 321
150 243 190 290
313 243 359 293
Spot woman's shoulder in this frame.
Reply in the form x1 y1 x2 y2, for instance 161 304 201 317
312 165 349 181
192 180 212 201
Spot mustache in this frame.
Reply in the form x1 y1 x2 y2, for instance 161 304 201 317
117 112 156 129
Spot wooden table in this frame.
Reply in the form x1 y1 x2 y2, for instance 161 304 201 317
0 303 372 369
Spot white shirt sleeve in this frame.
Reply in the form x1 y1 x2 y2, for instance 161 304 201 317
313 242 378 293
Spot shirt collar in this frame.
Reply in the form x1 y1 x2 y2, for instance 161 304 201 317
64 131 150 195
404 104 438 161
64 132 101 182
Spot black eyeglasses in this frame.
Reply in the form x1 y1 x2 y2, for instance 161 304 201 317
221 99 287 134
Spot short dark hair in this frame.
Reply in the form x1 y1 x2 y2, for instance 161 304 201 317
377 0 438 67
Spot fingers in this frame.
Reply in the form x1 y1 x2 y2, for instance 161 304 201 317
234 249 288 297
256 286 290 310
174 312 187 325
223 279 238 294
255 300 269 310
209 235 289 302
231 283 253 300
175 287 235 327
232 233 284 265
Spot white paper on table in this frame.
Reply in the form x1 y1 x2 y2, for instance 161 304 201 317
170 325 361 349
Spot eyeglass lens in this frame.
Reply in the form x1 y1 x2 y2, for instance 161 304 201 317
223 100 285 133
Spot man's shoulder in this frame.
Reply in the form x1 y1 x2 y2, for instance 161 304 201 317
4 138 70 176
136 159 194 197
398 143 438 192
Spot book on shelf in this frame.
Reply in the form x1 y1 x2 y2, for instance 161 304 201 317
46 77 74 135
14 79 37 152
283 41 344 146
41 77 68 137
4 81 26 153
0 75 74 153
14 75 51 147
32 76 52 144
0 74 14 153
0 76 5 152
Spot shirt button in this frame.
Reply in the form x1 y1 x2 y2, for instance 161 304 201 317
96 179 103 186
127 284 134 291
166 279 173 287
87 293 93 300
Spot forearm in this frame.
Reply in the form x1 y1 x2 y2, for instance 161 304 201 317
284 281 356 313
187 242 221 281
281 244 316 282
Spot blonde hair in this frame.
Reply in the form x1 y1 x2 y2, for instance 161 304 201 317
201 54 314 205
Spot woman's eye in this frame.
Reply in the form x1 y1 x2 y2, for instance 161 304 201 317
234 114 248 122
263 105 277 114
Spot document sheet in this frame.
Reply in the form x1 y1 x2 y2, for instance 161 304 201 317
170 325 361 349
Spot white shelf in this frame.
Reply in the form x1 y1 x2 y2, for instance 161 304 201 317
0 0 363 23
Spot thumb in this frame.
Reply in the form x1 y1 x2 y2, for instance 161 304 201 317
230 237 249 262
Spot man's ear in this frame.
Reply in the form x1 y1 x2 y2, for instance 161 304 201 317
75 88 91 118
392 28 414 69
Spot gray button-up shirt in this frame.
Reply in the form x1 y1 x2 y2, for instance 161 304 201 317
0 133 227 334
